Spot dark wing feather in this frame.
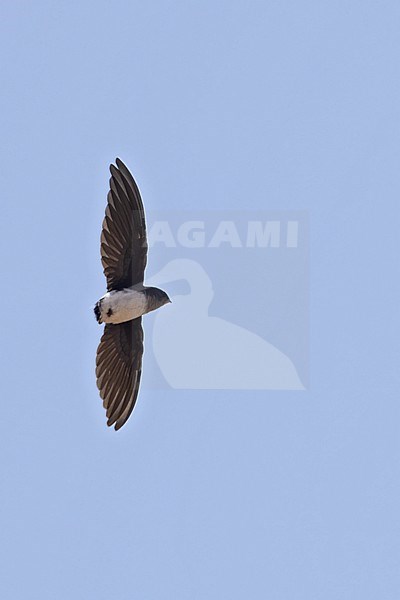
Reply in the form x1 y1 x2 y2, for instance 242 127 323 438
96 319 144 430
101 158 147 291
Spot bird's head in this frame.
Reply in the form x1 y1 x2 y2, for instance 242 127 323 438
145 287 171 312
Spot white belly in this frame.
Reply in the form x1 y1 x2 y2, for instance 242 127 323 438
100 289 147 324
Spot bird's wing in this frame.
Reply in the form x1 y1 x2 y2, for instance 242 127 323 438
96 319 143 430
101 158 147 291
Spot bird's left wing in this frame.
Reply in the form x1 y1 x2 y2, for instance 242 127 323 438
101 158 147 291
96 318 143 430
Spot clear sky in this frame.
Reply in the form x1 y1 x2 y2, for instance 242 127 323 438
1 1 399 598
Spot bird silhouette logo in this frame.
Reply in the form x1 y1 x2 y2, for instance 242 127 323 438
147 259 304 390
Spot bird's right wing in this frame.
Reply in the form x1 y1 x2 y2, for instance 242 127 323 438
100 158 147 291
96 318 143 430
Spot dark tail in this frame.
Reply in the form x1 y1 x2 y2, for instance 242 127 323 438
94 301 102 323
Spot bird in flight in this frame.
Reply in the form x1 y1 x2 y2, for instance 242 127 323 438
94 159 171 430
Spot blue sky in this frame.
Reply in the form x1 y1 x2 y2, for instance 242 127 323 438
1 1 399 598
